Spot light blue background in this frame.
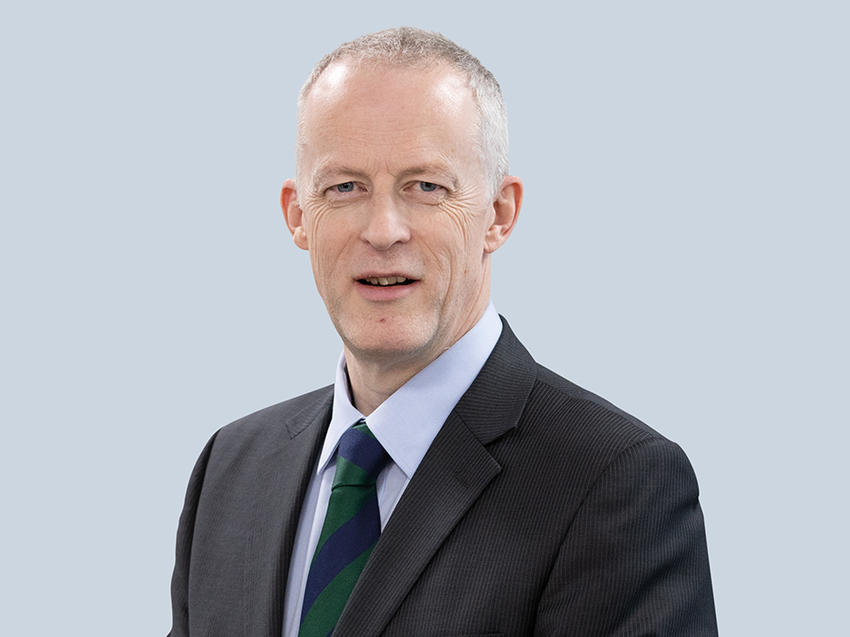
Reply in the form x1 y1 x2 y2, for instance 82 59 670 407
2 1 847 634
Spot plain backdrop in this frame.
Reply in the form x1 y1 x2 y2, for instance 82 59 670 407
2 1 847 634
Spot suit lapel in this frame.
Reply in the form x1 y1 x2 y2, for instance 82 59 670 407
334 319 538 635
243 389 333 637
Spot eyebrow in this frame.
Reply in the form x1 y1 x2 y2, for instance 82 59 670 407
309 162 459 190
309 164 371 189
395 164 459 189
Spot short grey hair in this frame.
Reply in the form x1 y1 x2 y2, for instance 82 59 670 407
297 27 509 198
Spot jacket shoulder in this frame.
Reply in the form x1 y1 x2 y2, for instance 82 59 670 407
211 384 334 454
522 364 677 469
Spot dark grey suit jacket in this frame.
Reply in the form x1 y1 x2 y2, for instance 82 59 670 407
169 318 717 636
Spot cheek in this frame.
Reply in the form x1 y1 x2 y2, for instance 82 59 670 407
305 202 333 243
419 223 482 293
305 205 343 282
435 201 491 264
437 202 474 246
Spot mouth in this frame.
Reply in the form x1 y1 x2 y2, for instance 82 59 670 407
357 276 417 287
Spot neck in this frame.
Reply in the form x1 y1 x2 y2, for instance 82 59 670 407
343 353 420 416
344 302 489 416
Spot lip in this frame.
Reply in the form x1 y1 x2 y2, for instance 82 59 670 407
355 278 420 302
356 271 417 280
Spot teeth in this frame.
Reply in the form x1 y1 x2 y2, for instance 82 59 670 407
364 276 409 286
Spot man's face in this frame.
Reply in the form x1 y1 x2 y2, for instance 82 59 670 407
283 61 518 370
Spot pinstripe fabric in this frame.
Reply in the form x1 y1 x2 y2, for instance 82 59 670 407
169 318 716 637
299 421 387 637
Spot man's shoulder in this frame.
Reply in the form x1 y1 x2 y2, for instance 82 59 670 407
521 362 680 467
212 384 334 449
533 364 660 434
472 317 681 464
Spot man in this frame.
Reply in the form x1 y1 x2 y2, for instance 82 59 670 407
169 27 717 636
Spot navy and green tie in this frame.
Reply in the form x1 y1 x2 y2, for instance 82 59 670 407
299 420 388 637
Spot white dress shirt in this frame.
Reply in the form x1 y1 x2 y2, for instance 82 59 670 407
282 302 503 636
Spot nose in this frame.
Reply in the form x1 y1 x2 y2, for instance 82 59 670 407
360 192 411 251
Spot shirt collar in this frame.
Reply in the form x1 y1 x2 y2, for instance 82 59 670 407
319 302 503 478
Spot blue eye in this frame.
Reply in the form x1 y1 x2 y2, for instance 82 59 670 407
335 182 355 192
419 182 439 192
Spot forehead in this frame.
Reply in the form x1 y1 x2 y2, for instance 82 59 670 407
298 61 481 175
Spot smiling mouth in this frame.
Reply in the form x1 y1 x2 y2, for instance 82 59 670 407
358 276 416 287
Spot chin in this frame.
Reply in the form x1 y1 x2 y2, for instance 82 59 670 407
342 317 438 363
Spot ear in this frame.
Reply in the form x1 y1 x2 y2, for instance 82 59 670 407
484 176 523 254
281 179 309 250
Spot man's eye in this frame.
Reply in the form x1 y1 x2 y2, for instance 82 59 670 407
335 182 355 193
419 181 439 192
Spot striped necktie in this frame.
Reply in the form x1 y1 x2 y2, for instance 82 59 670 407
299 420 388 637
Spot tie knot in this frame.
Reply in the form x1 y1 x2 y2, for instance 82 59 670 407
333 420 388 487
